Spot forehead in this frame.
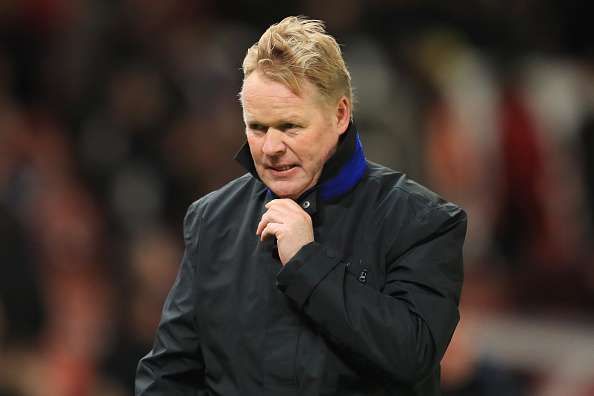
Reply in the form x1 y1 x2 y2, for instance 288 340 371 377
241 72 322 121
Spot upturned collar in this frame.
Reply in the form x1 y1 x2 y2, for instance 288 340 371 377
234 122 368 205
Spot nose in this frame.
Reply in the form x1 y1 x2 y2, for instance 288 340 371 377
261 128 286 156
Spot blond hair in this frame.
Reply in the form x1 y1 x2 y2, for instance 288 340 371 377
242 16 353 109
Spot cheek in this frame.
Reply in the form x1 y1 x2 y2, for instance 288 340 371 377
301 146 329 174
247 137 262 161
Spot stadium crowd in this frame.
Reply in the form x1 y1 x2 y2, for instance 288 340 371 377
0 1 592 395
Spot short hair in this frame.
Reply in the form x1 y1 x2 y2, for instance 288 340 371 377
242 16 353 109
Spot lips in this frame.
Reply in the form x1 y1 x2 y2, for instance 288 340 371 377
266 164 299 177
269 164 296 171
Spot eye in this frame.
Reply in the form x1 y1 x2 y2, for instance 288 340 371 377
280 123 300 131
248 123 267 133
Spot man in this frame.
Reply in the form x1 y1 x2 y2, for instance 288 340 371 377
136 16 466 396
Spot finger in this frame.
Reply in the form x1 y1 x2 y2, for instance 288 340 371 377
266 199 304 215
267 198 300 209
260 222 282 241
256 208 285 235
265 199 285 209
267 200 312 226
256 216 267 236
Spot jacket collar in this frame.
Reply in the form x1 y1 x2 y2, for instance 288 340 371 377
234 122 368 209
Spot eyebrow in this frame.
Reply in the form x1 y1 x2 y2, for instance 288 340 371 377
245 115 303 126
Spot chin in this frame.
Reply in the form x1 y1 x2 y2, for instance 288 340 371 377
268 182 304 199
271 188 300 199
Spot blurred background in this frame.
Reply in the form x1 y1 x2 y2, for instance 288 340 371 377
0 1 592 395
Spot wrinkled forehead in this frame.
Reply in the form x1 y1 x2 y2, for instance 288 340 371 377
240 71 327 108
241 74 327 124
242 78 300 105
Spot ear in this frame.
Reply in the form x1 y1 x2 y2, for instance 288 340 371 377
334 96 351 135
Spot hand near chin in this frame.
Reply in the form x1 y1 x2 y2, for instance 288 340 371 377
256 199 314 265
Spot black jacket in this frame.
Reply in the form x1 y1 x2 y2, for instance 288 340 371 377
136 124 467 395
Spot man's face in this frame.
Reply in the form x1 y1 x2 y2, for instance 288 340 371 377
241 72 348 199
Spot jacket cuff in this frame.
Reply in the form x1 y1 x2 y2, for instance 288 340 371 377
276 241 342 308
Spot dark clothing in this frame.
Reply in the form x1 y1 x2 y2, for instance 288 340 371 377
136 124 467 395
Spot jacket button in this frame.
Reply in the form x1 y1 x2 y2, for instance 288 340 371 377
302 200 311 209
358 269 368 284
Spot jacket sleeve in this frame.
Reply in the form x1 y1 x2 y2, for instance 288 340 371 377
276 201 466 385
135 202 208 395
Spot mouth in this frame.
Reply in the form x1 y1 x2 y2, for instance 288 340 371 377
269 164 296 171
266 164 299 176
